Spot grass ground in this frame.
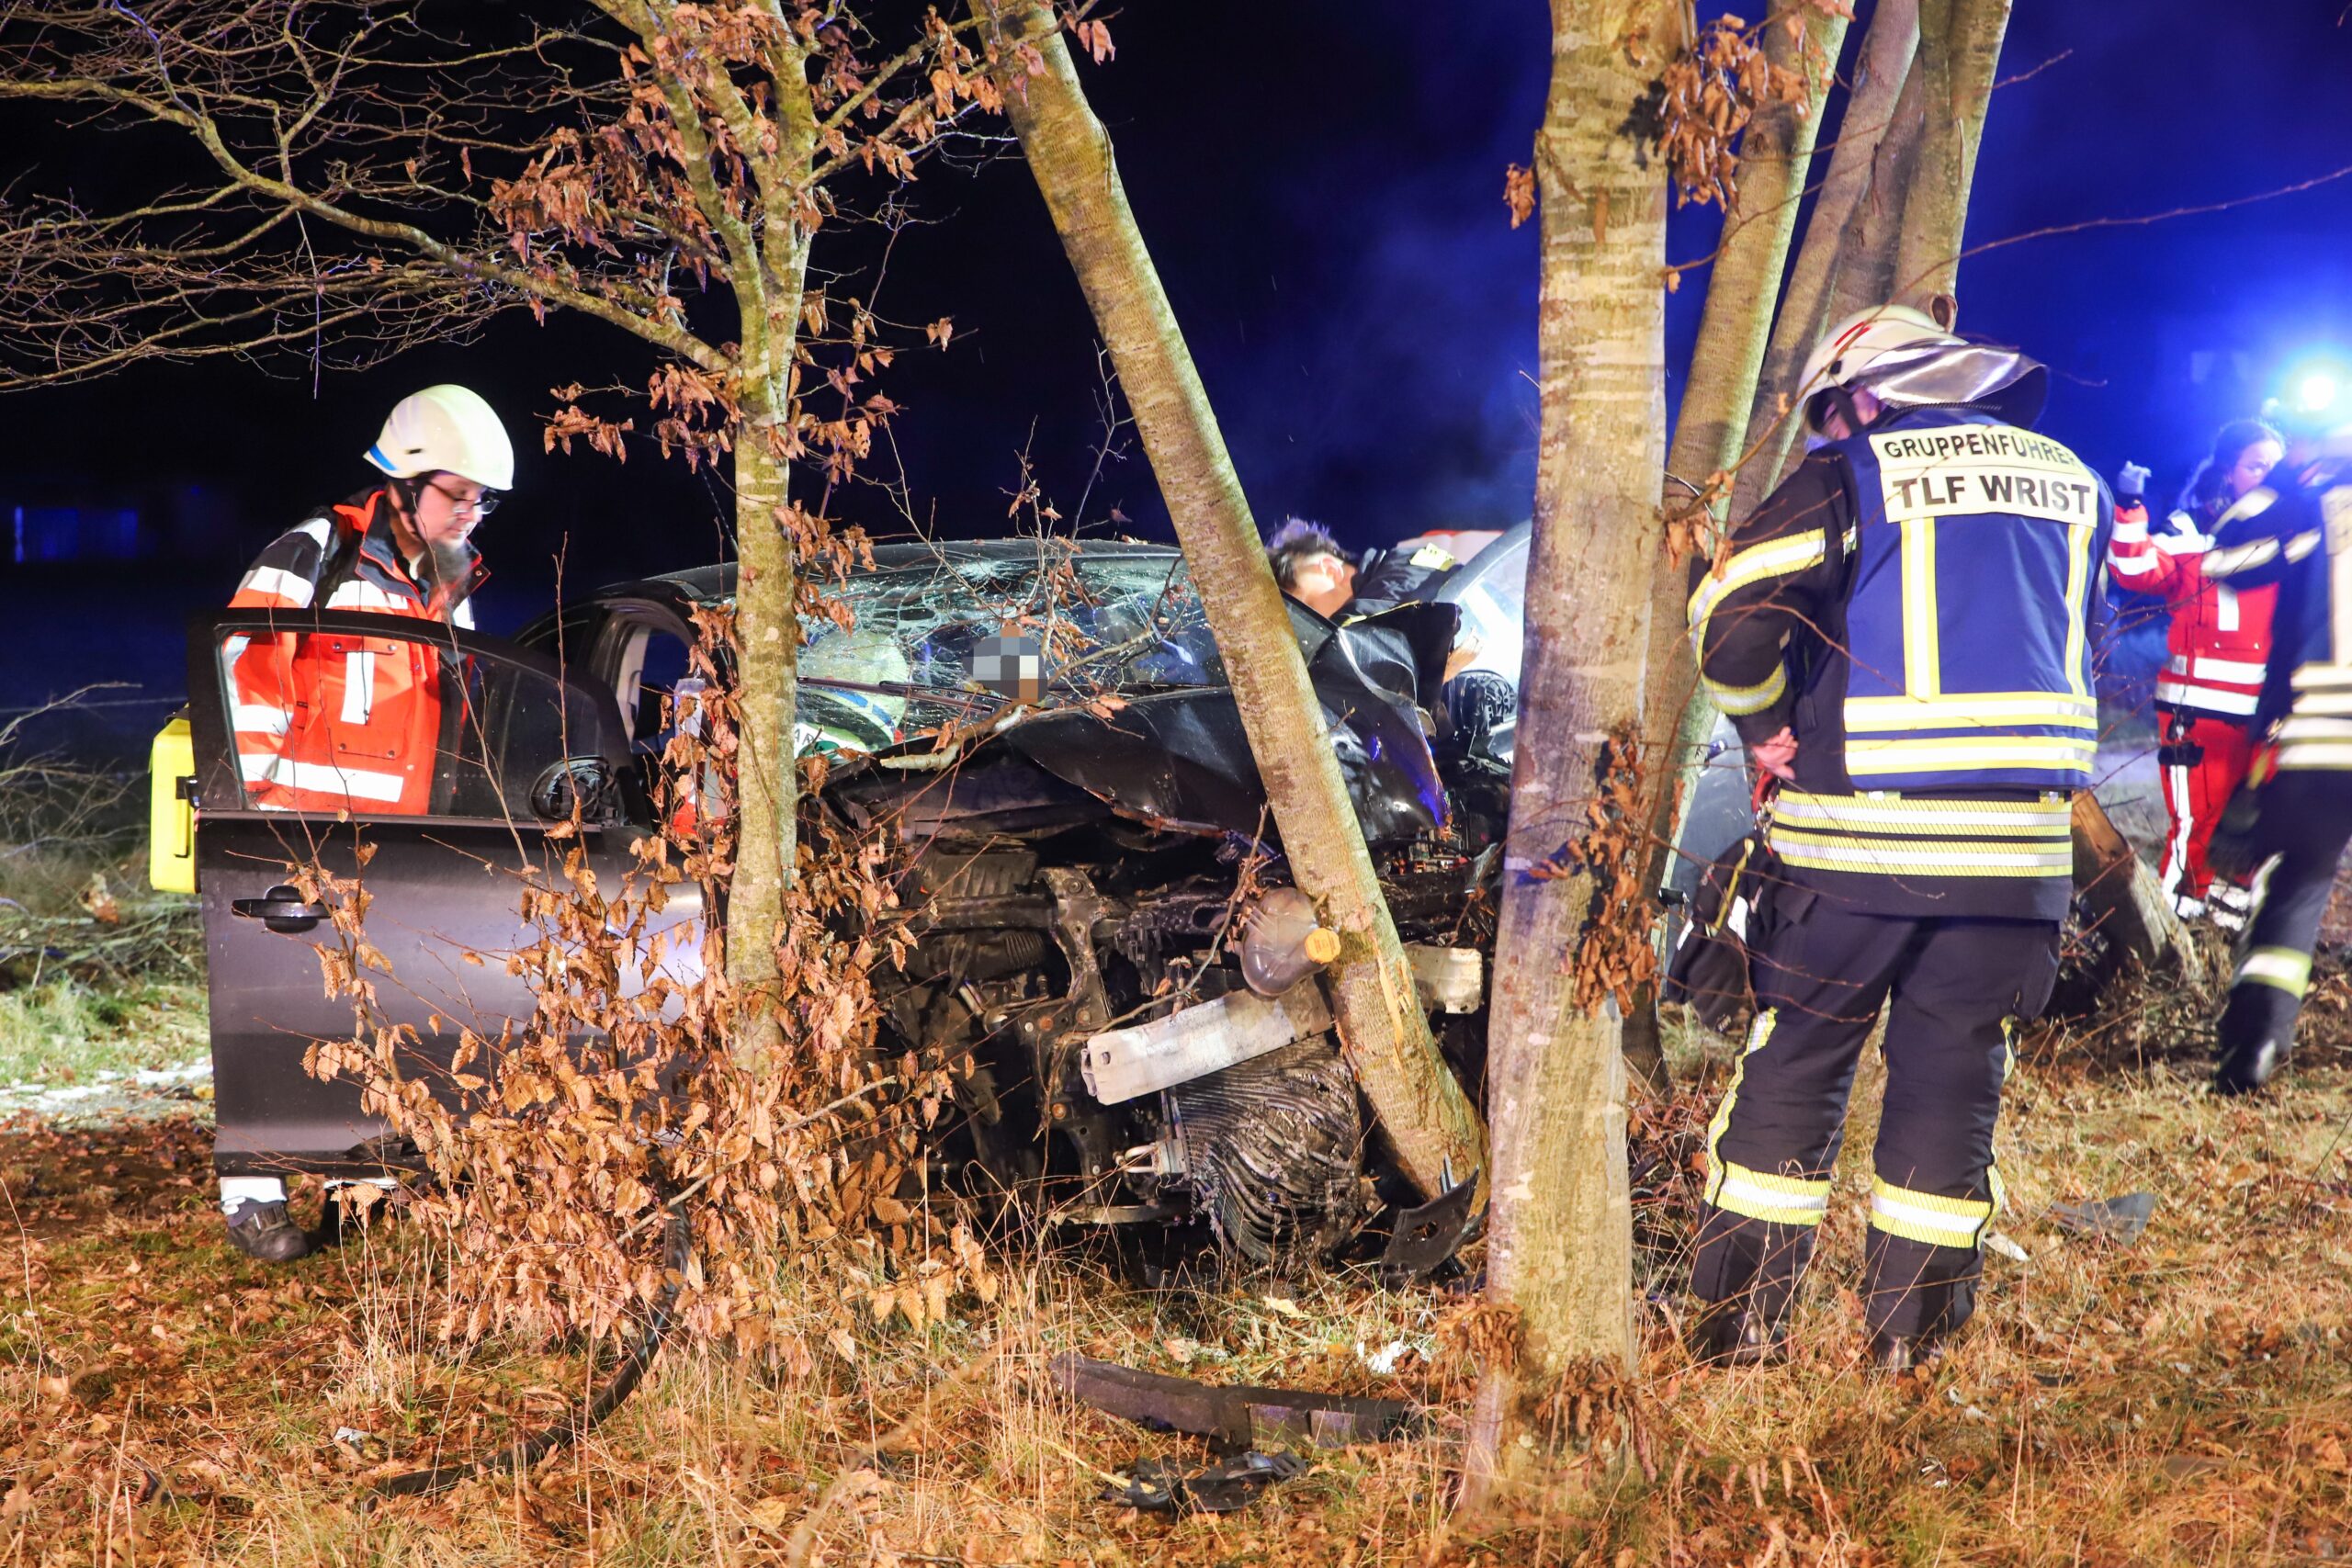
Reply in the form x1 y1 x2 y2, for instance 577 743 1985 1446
2 956 2351 1568
5 722 2348 1564
0 979 208 1089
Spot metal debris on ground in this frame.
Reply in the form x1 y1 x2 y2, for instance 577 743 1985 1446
2050 1191 2157 1245
1051 1353 1419 1450
1377 1176 1483 1283
1103 1450 1309 1514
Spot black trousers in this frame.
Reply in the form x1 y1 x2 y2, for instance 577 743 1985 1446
1690 895 2061 1340
2220 771 2352 1061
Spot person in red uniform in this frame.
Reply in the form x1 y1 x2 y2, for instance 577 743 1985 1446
218 384 514 1262
226 385 512 816
2107 419 2285 923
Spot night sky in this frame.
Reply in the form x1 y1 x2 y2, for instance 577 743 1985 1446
5 0 2352 721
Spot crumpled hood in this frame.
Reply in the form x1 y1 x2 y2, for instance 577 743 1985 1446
1002 603 1454 848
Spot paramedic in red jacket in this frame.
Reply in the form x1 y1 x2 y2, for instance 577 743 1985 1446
227 385 513 817
217 384 514 1264
2107 419 2285 922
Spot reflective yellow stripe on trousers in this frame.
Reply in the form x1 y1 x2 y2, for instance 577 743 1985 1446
1703 1010 1834 1227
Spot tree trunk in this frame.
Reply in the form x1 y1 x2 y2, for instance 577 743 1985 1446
1827 60 1928 330
2071 794 2207 989
1625 6 1849 1088
1461 0 1672 1507
727 419 802 1063
1894 0 2014 310
974 0 1485 1200
1730 0 1920 519
724 68 819 1068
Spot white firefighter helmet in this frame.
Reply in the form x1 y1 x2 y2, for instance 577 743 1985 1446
796 626 911 756
364 385 516 491
1798 305 1957 433
1799 303 2049 434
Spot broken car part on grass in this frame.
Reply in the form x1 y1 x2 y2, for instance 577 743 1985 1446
2051 1190 2158 1245
1103 1450 1311 1515
1051 1352 1420 1450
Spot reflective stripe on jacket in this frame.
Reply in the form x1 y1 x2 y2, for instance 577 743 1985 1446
2202 472 2352 771
2107 501 2276 721
1686 406 2111 919
226 489 481 814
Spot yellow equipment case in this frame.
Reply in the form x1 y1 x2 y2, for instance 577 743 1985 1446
149 711 197 893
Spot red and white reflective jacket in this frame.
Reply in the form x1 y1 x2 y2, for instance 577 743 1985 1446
2107 500 2275 722
226 489 485 814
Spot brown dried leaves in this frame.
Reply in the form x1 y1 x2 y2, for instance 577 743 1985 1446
301 606 992 1358
1504 163 1537 230
1526 727 1663 1014
1651 5 1844 209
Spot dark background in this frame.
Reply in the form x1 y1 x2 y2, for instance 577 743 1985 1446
5 0 2351 749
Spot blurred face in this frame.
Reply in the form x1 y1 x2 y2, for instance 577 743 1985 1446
2224 439 2284 500
1288 551 1356 617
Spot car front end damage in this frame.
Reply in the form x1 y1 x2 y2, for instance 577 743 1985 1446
528 539 1514 1267
769 543 1508 1265
835 794 1496 1265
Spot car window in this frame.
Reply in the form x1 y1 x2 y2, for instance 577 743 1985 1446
616 626 696 753
214 623 618 820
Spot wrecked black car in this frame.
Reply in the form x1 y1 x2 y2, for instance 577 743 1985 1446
167 535 1529 1262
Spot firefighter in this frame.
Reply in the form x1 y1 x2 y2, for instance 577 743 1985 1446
2194 409 2352 1095
219 383 514 1262
1684 304 2109 1371
2109 420 2286 923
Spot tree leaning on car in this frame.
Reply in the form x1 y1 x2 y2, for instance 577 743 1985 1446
969 0 1488 1206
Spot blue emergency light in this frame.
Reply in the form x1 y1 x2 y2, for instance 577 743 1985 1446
2278 353 2348 421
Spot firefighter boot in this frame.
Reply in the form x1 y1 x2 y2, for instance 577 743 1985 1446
1866 1331 1947 1378
2216 971 2297 1096
2215 1033 2290 1096
1688 1301 1791 1368
225 1200 315 1263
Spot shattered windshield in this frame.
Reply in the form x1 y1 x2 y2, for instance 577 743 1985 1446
794 543 1224 744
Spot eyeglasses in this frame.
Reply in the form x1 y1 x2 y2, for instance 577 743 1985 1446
424 478 502 518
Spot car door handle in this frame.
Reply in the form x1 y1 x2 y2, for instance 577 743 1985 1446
230 884 329 933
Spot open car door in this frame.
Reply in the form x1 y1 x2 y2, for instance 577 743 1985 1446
186 609 694 1182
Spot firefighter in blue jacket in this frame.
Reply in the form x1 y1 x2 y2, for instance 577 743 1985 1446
1685 304 2111 1371
2196 408 2352 1094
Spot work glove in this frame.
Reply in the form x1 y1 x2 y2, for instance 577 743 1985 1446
2114 461 2151 502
